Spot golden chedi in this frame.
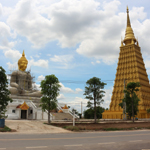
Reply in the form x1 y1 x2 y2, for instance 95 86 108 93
9 50 42 97
102 7 150 119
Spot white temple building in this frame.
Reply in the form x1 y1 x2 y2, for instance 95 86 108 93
6 51 78 120
6 98 74 120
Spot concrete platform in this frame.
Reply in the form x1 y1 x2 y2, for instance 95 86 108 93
2 120 71 134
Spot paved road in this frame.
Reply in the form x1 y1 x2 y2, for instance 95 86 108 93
0 130 150 150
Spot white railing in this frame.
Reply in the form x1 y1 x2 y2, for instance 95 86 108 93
30 101 37 109
68 110 79 118
57 103 79 118
57 103 63 111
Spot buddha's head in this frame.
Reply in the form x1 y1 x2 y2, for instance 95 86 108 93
18 50 28 71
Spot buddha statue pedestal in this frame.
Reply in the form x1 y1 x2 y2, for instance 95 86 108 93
9 50 42 98
6 50 43 120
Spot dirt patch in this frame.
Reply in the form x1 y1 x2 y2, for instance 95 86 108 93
51 122 150 131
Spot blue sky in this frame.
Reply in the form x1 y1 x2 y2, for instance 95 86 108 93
1 0 150 113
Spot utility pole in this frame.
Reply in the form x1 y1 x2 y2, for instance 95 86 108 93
123 79 127 120
81 101 82 118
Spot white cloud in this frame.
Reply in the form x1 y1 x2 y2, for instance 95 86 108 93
68 97 87 113
74 97 87 104
50 54 73 68
101 88 113 109
59 83 83 94
7 74 11 80
68 88 112 110
0 3 2 16
143 57 150 75
6 0 100 48
5 0 150 65
3 7 14 18
91 62 94 65
0 3 16 50
29 58 49 68
91 60 101 65
59 83 74 93
47 54 51 57
7 0 55 48
4 49 21 62
57 94 65 100
7 62 18 70
96 60 100 64
0 22 15 50
50 55 73 63
75 88 83 93
71 88 112 110
37 75 45 82
145 58 150 68
32 83 41 91
35 54 40 58
130 7 147 21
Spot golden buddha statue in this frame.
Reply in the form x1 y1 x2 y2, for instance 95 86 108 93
9 50 42 97
18 50 28 71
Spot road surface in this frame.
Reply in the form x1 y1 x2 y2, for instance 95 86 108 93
0 130 150 150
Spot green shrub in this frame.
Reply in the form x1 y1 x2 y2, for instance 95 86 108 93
103 128 123 131
128 128 134 130
64 126 80 131
0 126 11 132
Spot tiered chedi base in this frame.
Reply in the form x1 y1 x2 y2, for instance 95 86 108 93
103 44 150 119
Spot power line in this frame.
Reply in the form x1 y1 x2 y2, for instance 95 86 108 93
56 79 114 84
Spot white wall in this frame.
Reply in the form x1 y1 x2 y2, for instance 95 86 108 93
6 99 53 120
6 103 21 120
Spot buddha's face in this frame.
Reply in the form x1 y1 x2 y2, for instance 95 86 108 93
19 61 27 71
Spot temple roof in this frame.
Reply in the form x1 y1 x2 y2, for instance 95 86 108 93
20 102 29 110
62 105 68 109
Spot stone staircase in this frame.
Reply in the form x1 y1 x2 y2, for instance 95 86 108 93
31 99 41 108
51 113 73 120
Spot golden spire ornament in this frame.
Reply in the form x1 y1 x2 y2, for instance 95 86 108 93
123 6 136 45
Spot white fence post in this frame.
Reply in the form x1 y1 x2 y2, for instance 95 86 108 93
73 111 75 126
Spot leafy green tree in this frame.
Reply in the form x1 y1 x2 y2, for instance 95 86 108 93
0 67 12 119
119 92 140 120
84 106 105 119
147 108 150 115
84 108 93 119
40 74 61 124
84 77 106 123
71 108 79 115
123 82 140 122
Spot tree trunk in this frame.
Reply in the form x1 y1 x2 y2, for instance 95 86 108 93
48 102 51 124
48 109 50 124
132 93 134 123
